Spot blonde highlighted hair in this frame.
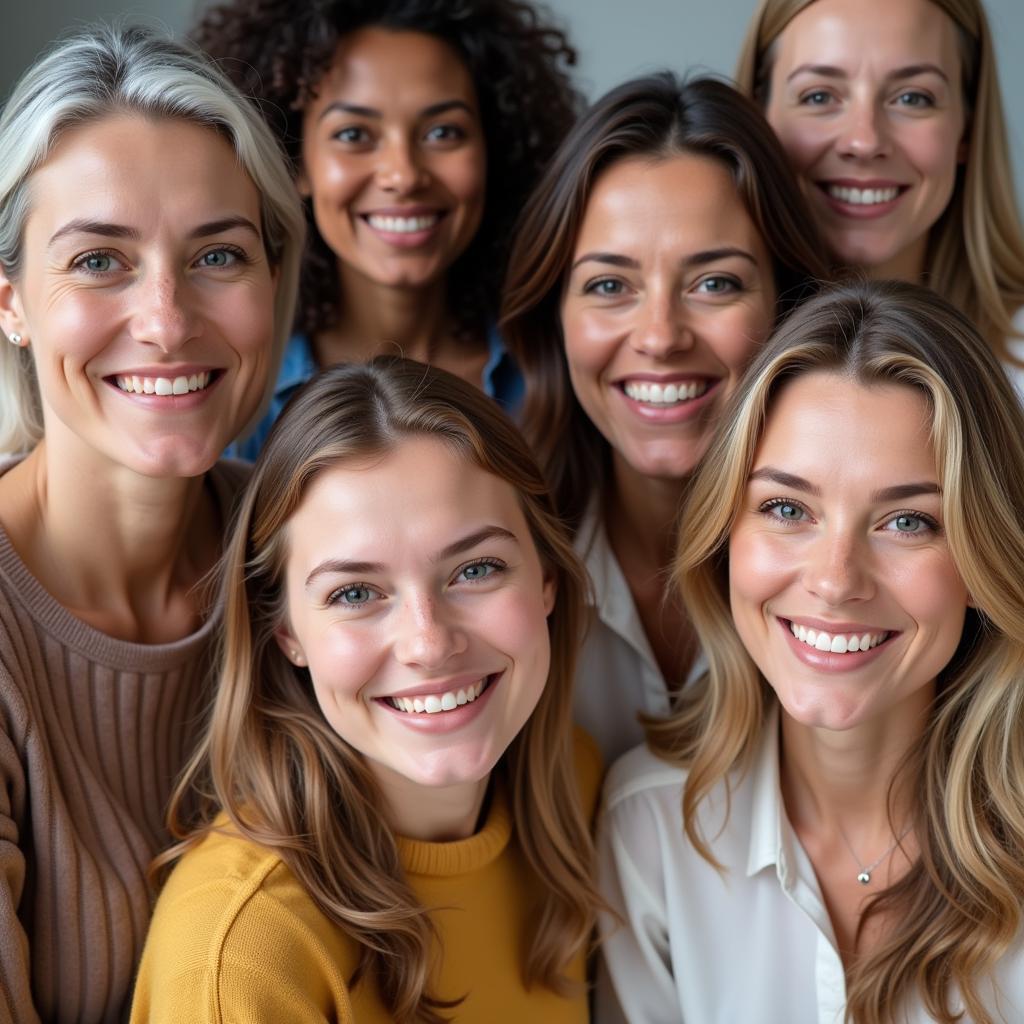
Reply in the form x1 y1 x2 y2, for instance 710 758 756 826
160 358 601 1023
736 0 1024 361
650 280 1024 1023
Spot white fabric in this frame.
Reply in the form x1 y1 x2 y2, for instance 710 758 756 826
596 713 1024 1024
1004 307 1024 402
572 507 705 762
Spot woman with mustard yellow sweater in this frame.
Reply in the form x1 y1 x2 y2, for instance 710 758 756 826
131 358 603 1024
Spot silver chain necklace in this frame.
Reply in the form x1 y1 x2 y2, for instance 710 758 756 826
838 823 913 885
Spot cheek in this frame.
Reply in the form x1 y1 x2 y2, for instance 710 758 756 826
562 307 618 386
729 529 793 620
765 113 821 172
707 310 772 384
444 148 487 207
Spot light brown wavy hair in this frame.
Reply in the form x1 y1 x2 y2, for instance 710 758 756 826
159 358 601 1023
501 73 831 533
736 0 1024 361
649 280 1024 1023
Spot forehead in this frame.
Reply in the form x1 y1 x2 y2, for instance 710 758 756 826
284 436 532 563
756 371 936 478
574 153 763 255
773 0 962 73
24 114 262 241
309 27 477 110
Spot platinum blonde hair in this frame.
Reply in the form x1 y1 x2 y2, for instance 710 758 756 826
0 22 305 454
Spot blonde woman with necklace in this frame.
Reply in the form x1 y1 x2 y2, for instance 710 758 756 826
598 281 1024 1023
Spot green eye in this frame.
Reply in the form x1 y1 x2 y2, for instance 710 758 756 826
895 514 922 532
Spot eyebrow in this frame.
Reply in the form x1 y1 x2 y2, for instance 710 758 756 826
748 467 940 502
48 215 260 248
303 525 518 588
786 62 950 85
569 247 757 274
317 99 474 123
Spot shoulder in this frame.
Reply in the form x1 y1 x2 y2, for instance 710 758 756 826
136 825 356 1019
603 744 686 820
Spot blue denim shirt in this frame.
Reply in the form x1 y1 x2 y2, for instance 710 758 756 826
227 325 524 462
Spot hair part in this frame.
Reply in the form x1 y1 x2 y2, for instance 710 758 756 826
735 0 1024 361
192 0 581 342
652 279 1024 1024
0 22 305 455
159 358 602 1023
501 72 831 532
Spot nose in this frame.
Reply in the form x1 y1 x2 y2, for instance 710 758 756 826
631 291 694 358
837 98 889 160
130 269 199 353
801 527 875 606
376 136 428 194
393 593 468 669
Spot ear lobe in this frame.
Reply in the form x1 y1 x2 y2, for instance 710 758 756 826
273 624 307 667
542 571 557 617
0 265 27 345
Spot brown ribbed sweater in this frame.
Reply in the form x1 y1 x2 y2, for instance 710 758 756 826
0 459 248 1024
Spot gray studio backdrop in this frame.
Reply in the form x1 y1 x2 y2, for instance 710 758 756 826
2 0 1022 206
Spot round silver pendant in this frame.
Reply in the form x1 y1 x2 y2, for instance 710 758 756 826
857 871 871 885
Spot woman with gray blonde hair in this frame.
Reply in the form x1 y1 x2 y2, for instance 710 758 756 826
599 280 1024 1023
0 23 302 1021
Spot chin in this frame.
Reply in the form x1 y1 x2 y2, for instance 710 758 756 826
125 438 221 479
409 744 503 789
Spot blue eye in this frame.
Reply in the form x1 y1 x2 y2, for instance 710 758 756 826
196 248 238 268
455 559 505 584
74 251 121 274
695 275 739 295
328 584 377 607
894 91 933 108
760 498 809 523
800 90 833 107
885 511 937 536
585 278 625 297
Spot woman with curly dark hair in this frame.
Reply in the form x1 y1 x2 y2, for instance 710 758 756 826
193 0 580 458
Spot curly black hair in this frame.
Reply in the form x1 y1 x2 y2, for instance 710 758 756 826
192 0 580 340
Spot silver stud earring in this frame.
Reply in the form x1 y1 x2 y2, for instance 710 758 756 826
8 333 21 345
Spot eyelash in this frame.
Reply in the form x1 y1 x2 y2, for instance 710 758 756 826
453 557 507 583
323 557 507 608
757 498 941 537
70 244 251 276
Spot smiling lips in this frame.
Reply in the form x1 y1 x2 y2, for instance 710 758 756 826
623 379 710 407
365 212 442 234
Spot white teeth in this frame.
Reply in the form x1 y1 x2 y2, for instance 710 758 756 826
388 677 488 714
827 185 900 206
789 621 889 654
367 213 440 234
115 372 213 396
623 380 710 405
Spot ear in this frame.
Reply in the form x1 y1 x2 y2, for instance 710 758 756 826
0 265 28 346
273 622 307 667
542 568 557 618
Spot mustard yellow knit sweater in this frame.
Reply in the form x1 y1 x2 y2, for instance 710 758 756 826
131 731 601 1023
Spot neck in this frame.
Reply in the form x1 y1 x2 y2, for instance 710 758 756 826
778 686 932 849
317 266 453 367
0 434 218 643
372 764 490 843
604 453 689 571
861 236 928 285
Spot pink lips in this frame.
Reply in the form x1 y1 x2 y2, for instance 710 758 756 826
778 616 895 673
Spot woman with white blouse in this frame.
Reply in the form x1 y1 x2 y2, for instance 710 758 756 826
598 280 1024 1023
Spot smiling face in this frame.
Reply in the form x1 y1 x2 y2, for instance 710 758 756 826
275 436 555 804
299 27 487 294
763 0 967 279
560 153 776 483
729 371 969 734
0 114 276 477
